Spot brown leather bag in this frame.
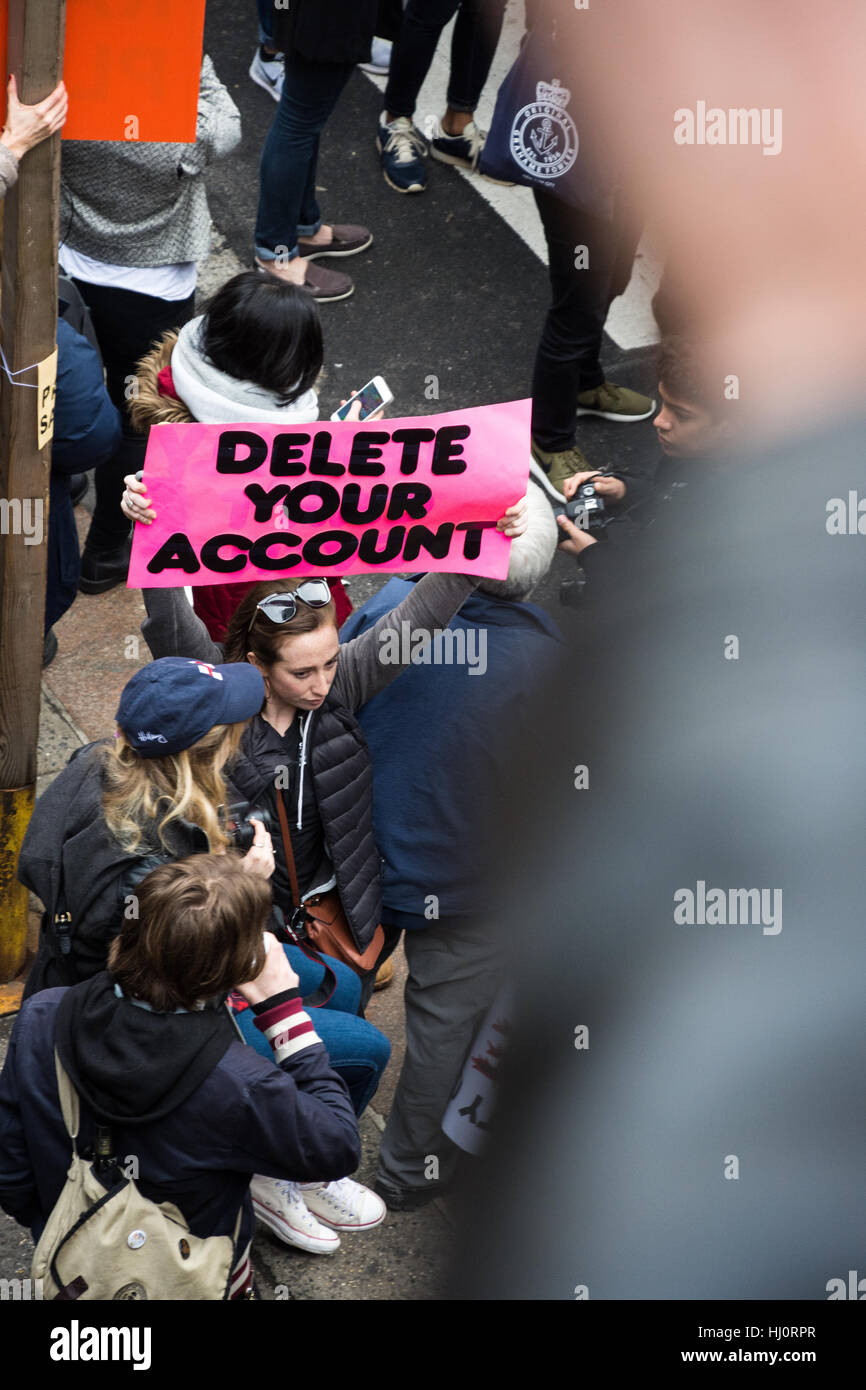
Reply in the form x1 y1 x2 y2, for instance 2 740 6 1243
275 791 384 977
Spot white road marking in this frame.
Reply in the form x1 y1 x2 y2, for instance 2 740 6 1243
364 0 661 350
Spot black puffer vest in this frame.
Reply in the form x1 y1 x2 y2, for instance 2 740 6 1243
228 697 382 952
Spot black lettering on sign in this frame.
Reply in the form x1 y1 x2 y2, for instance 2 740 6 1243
347 432 390 477
403 523 454 563
283 482 341 524
146 532 201 574
391 428 435 475
340 483 389 525
271 433 311 476
216 431 268 474
386 483 432 521
302 531 359 567
358 526 406 564
309 431 345 477
456 520 498 560
201 534 252 573
244 483 292 523
249 534 302 569
431 425 469 474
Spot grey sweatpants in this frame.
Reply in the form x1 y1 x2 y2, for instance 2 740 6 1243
376 913 501 1196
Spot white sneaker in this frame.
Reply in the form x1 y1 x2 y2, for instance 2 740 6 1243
249 46 284 102
298 1178 387 1231
359 38 392 75
250 1175 341 1254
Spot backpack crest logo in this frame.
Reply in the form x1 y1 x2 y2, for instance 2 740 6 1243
509 79 578 180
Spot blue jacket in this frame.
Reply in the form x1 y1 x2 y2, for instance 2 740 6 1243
47 317 121 630
340 579 564 920
0 986 360 1252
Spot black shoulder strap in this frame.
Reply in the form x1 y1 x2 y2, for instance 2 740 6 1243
46 860 78 981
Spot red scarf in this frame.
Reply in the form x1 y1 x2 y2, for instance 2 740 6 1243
157 363 182 402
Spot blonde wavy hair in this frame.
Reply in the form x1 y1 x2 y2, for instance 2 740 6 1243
101 721 246 855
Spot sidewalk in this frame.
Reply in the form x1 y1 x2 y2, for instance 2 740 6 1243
0 512 454 1300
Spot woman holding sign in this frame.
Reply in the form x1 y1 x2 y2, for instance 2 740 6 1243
125 270 352 642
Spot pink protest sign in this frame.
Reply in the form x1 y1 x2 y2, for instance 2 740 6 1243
128 399 531 588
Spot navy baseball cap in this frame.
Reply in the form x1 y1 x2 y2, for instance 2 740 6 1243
116 657 265 757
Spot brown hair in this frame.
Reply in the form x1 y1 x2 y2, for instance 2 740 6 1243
102 722 246 855
657 335 719 418
223 580 337 668
107 854 271 1011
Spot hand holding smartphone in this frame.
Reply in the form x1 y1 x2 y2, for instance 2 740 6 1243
330 375 393 422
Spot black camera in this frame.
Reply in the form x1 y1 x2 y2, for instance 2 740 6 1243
225 803 272 852
553 479 607 531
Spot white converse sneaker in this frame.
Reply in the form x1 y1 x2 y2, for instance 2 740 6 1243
250 1175 341 1254
298 1178 387 1231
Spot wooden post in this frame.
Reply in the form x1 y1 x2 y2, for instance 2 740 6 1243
0 0 66 986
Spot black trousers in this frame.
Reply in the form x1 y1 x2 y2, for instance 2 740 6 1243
530 191 641 453
384 0 507 118
70 279 195 552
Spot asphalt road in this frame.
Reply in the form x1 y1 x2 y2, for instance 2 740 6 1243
202 0 663 629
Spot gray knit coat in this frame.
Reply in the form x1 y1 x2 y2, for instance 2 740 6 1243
0 144 18 201
58 55 240 266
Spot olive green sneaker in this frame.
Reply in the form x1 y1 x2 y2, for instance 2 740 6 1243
529 440 593 501
576 381 655 422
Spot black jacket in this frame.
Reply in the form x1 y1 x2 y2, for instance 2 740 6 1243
0 980 359 1251
18 743 209 998
271 0 378 66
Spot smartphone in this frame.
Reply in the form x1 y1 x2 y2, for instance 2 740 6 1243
330 375 393 422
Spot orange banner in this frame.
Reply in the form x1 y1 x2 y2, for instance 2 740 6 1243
0 0 206 141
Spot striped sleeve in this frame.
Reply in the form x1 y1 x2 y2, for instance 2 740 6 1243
252 989 322 1062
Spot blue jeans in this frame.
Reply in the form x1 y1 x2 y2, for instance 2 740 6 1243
257 0 274 46
255 51 356 261
234 945 391 1117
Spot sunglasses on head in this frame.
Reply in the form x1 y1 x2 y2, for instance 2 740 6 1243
256 580 333 625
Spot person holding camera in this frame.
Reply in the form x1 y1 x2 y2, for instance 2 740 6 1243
20 655 269 998
18 655 391 1250
554 337 737 578
0 854 362 1294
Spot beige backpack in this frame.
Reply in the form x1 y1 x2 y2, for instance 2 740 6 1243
32 1051 242 1301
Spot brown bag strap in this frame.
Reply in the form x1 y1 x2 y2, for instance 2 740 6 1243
273 788 338 1008
275 789 302 907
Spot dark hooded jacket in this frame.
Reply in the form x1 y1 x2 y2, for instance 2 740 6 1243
0 976 359 1251
18 743 209 999
270 0 378 66
48 315 121 631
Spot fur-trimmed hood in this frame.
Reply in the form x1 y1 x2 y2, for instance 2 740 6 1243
129 332 195 432
129 319 320 433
